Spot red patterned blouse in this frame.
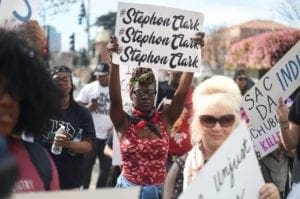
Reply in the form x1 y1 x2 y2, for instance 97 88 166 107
120 113 169 185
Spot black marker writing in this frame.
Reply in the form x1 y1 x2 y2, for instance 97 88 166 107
122 26 170 47
123 8 171 28
213 139 251 192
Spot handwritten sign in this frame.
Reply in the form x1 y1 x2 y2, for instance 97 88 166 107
0 0 39 28
179 122 264 199
242 41 300 130
249 113 280 158
12 187 140 199
113 2 204 72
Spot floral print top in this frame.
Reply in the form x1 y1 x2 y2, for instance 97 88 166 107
120 113 169 185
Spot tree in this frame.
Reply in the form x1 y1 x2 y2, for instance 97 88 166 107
225 29 300 69
202 26 227 74
277 0 300 27
40 0 80 18
95 12 116 34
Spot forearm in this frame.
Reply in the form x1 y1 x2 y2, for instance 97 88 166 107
164 72 193 125
280 122 299 150
67 139 92 154
175 72 194 96
109 63 122 107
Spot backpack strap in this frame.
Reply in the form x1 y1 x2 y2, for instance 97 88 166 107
22 141 52 190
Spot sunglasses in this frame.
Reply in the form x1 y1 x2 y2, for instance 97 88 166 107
199 114 235 128
237 77 247 81
132 89 156 97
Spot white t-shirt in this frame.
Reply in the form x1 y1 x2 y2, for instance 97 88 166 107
77 81 113 139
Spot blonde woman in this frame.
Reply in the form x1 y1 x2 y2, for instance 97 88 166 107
164 75 280 199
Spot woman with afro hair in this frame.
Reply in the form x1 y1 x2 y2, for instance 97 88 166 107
0 28 60 192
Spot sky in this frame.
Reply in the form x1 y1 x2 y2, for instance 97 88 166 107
40 0 294 51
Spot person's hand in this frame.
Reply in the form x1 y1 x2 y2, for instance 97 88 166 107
258 183 280 199
275 97 289 123
192 32 205 48
106 36 119 57
87 98 100 113
54 132 71 148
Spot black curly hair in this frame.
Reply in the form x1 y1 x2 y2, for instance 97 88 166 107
0 28 60 137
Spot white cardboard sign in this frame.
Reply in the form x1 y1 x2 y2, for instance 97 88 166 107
249 113 280 158
113 2 204 72
12 187 140 199
242 41 300 129
179 122 264 199
0 0 39 28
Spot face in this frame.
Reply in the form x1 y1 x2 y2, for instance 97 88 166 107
235 75 247 91
52 72 72 97
0 92 20 136
130 82 156 113
97 74 109 87
198 102 236 152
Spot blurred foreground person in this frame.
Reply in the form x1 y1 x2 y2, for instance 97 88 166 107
0 28 60 192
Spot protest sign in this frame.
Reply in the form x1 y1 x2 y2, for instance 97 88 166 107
13 187 140 199
113 2 204 72
0 0 39 28
241 41 300 156
249 113 280 158
242 41 300 129
179 122 264 199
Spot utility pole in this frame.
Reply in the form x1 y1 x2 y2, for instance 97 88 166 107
86 0 90 53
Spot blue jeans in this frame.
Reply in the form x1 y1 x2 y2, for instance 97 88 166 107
116 175 162 199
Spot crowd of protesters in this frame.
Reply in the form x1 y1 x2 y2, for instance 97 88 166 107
0 19 299 199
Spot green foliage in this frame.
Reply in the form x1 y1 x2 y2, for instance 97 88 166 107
95 12 116 34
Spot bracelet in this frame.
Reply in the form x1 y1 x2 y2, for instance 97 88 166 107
279 121 289 129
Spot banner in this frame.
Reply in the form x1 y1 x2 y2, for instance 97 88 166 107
113 2 204 72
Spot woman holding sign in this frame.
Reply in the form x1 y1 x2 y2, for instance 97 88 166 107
106 34 204 199
164 76 280 199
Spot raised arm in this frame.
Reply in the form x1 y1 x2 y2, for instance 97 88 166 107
163 32 205 127
107 37 128 132
163 72 193 126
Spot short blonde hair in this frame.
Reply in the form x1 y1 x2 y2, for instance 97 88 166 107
191 75 242 144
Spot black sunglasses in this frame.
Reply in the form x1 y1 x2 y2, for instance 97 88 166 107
199 114 235 128
237 77 247 81
132 89 156 97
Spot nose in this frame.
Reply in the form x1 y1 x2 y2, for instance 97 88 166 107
211 121 223 130
0 93 16 107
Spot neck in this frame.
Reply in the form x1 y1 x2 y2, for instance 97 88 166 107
61 95 70 110
132 108 155 120
200 144 215 161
